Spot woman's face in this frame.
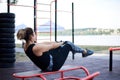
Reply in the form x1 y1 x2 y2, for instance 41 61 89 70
31 32 37 42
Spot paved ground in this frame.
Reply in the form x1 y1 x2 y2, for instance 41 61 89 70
0 48 120 80
0 51 120 80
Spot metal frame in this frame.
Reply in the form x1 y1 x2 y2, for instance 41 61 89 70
7 0 74 42
109 47 120 71
13 66 100 80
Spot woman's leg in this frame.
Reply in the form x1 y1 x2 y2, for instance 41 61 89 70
64 41 84 53
64 41 94 57
50 44 72 71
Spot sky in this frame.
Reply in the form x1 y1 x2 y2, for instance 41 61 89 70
74 0 120 29
0 0 120 29
57 0 120 29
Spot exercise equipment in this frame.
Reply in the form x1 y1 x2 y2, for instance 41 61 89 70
0 13 15 68
109 47 120 71
13 66 100 80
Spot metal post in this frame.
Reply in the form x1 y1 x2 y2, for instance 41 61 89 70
55 0 57 41
34 0 37 34
72 3 74 43
7 0 10 13
72 3 75 60
109 50 113 71
50 1 55 41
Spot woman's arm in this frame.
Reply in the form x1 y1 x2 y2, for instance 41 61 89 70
52 42 63 49
40 41 57 44
32 42 64 56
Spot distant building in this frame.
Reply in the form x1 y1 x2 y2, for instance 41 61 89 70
37 21 64 32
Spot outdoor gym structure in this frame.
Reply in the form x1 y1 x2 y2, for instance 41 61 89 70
7 0 75 43
7 0 75 59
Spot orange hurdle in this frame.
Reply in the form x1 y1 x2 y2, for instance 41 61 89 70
13 66 100 80
109 47 120 71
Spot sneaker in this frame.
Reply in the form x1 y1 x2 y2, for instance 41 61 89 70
82 49 94 57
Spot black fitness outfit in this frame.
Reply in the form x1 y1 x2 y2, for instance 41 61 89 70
25 43 72 72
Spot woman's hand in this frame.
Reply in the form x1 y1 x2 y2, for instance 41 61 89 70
52 42 64 49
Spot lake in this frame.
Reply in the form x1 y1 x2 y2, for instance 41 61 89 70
16 35 120 46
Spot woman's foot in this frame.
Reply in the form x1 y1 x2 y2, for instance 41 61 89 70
82 49 94 57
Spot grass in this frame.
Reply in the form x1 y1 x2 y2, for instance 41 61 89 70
78 45 120 54
16 44 23 48
15 52 30 62
78 45 110 51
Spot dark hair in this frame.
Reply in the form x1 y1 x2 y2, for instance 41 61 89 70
17 27 34 42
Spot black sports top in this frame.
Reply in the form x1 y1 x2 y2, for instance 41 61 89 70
25 44 50 71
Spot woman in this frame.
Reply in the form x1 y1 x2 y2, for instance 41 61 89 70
17 27 93 72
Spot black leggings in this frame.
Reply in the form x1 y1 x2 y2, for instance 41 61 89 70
49 44 72 71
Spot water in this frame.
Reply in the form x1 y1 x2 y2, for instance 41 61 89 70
16 35 120 46
56 35 120 46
